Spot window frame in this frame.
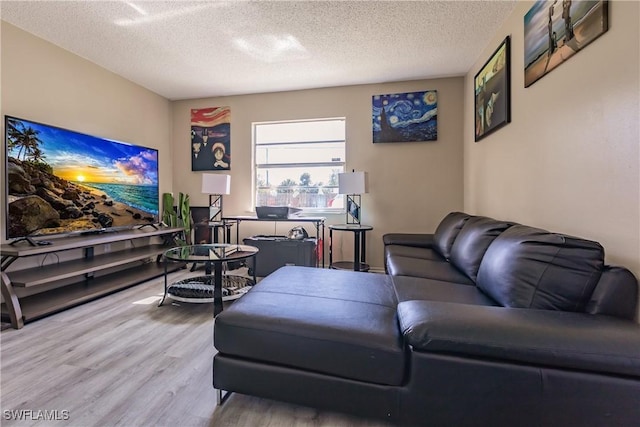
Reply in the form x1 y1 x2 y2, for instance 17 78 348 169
252 117 346 215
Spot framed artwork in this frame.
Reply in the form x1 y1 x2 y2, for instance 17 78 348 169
524 0 609 88
347 197 360 223
475 36 511 142
191 107 231 171
190 206 211 244
372 91 437 143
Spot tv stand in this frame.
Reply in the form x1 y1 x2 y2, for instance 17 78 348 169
137 223 159 230
1 226 184 329
80 228 107 235
8 236 39 247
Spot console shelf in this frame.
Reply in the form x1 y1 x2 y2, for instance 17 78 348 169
9 244 172 287
1 227 184 329
6 262 182 324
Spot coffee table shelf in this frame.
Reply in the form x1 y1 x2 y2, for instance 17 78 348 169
167 274 254 303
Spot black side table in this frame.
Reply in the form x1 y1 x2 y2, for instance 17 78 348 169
329 224 373 272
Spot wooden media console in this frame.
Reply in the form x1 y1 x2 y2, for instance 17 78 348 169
1 226 184 329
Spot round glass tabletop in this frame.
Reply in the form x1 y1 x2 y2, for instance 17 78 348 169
329 224 373 231
163 244 258 263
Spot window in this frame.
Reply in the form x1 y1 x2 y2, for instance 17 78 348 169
253 118 346 213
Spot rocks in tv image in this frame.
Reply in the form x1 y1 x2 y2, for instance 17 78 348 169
5 116 159 238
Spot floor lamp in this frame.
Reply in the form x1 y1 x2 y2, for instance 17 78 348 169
201 174 231 222
338 171 368 224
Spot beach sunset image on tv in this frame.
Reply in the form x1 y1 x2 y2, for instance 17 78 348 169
5 116 159 239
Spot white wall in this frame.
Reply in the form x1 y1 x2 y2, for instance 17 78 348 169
172 79 465 271
0 21 174 298
0 22 174 244
464 1 639 280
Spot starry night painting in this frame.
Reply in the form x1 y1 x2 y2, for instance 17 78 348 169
372 91 437 143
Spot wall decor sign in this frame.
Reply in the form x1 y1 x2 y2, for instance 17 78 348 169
524 0 609 88
372 90 437 143
191 107 231 171
475 36 511 142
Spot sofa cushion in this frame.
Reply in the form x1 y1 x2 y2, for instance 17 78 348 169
383 233 435 248
476 225 604 311
214 266 405 386
386 257 474 286
433 212 471 260
449 216 513 282
385 244 445 261
586 266 639 320
397 300 640 377
392 276 498 306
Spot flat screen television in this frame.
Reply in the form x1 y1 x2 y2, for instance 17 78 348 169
4 115 159 242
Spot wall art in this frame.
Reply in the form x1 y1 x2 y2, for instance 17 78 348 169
475 36 511 142
191 107 231 171
524 0 609 88
372 90 437 143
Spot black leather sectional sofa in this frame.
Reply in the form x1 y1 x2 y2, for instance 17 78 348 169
213 212 640 426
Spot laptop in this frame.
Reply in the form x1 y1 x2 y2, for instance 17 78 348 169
256 206 302 219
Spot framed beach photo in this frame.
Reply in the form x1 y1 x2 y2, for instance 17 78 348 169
474 36 511 142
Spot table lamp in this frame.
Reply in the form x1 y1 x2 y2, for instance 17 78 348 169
201 173 231 222
338 170 368 224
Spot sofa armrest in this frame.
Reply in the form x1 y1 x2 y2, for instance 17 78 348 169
382 233 435 248
397 300 640 377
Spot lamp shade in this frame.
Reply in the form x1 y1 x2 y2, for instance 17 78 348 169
201 174 231 195
338 171 368 195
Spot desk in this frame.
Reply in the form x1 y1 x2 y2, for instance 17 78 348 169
222 215 326 268
160 244 258 316
329 224 373 272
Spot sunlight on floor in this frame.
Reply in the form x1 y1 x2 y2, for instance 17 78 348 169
131 293 163 305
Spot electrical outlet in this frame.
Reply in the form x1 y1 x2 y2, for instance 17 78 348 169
104 244 111 253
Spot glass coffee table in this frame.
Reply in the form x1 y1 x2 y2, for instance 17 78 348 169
160 244 259 316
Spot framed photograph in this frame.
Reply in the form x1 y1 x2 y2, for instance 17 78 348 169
372 91 437 143
474 36 511 142
524 0 609 88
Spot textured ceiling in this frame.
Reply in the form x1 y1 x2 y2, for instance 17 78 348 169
1 1 518 101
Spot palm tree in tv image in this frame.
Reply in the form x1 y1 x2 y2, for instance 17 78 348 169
7 118 46 163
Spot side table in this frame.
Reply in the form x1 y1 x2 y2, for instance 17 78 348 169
329 224 373 272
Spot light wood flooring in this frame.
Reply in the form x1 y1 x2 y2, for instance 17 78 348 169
1 268 392 427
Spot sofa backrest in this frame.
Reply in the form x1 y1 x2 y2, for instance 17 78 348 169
476 225 604 312
586 266 639 320
448 216 514 282
433 212 470 260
